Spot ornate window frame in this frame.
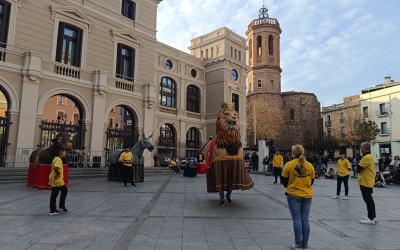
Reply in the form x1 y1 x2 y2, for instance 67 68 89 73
50 5 94 69
2 0 22 48
111 29 143 80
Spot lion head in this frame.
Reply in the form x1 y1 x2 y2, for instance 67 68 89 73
215 105 242 154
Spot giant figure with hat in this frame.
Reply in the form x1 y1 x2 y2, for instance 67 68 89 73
200 102 254 206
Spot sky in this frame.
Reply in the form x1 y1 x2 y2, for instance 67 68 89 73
156 0 400 107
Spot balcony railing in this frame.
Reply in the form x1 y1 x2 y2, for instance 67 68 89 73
115 78 134 92
325 121 332 127
0 49 6 62
54 64 80 79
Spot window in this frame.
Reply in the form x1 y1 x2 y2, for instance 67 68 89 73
290 109 294 120
205 49 208 58
257 35 262 55
340 126 345 135
363 106 369 118
73 113 80 124
381 122 388 134
200 51 203 57
187 85 200 113
186 127 200 141
326 115 331 126
56 22 83 67
327 128 332 136
235 49 237 59
158 124 175 147
116 43 135 81
249 39 252 59
121 0 136 20
379 103 387 115
270 80 274 86
159 77 176 108
257 80 261 88
58 96 66 106
0 0 10 48
339 112 344 123
165 59 173 70
231 69 238 81
232 94 239 112
190 68 197 78
211 47 213 57
239 51 241 61
268 35 274 55
57 111 65 121
231 47 233 57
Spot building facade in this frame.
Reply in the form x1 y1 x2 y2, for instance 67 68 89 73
245 7 321 149
321 95 361 157
0 0 247 167
360 77 400 161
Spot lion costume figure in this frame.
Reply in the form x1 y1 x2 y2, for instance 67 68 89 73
200 102 254 206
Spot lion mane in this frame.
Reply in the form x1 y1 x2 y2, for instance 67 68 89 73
215 107 242 155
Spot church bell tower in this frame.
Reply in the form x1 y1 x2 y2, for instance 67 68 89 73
246 5 282 95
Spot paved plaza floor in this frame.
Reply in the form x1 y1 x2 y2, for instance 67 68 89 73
1 167 400 250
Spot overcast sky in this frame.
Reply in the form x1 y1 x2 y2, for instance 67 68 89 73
156 0 400 107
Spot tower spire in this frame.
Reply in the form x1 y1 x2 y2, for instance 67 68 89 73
259 0 269 19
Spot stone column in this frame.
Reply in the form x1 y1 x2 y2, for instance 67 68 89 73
16 51 42 149
90 70 107 152
258 140 268 172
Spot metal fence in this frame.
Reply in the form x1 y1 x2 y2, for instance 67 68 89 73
3 147 111 168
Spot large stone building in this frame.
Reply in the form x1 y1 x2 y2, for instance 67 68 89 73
360 76 400 162
0 0 247 167
245 7 321 149
321 95 361 157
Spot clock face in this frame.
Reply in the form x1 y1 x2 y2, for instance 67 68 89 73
231 69 238 81
165 60 173 70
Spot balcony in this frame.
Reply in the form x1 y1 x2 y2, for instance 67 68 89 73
325 121 332 127
339 118 345 123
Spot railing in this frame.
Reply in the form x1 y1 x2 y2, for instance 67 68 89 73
54 64 80 79
3 147 111 168
0 49 5 62
325 121 332 126
254 18 277 26
115 78 134 92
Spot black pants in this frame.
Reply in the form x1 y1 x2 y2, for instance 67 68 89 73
274 168 282 182
360 185 376 220
123 166 134 185
50 185 68 211
336 175 349 196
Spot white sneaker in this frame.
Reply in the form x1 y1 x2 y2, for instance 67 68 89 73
331 195 339 199
289 243 302 250
364 217 377 222
343 196 348 200
360 218 375 224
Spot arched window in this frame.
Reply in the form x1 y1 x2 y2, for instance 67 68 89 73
186 127 200 157
159 77 176 108
270 80 274 86
158 124 175 146
290 109 295 120
187 85 200 113
268 35 274 55
249 39 252 59
258 80 261 88
257 36 262 55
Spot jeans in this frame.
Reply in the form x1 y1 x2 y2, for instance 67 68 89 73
287 195 312 247
352 166 357 177
252 162 258 171
219 185 232 201
274 168 282 182
336 175 349 196
50 185 68 211
123 166 134 185
360 185 376 220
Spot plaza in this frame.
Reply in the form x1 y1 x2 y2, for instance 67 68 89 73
1 168 400 250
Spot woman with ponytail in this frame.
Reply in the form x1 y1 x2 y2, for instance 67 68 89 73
281 145 315 250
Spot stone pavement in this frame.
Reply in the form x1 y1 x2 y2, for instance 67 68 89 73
0 168 400 250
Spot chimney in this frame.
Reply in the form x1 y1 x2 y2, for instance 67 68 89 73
384 76 391 84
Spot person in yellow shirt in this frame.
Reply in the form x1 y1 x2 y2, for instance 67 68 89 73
282 145 315 250
332 152 351 200
273 150 283 184
49 148 68 215
355 142 376 225
118 145 136 187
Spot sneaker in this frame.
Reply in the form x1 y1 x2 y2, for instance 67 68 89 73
59 207 68 213
49 209 61 215
343 196 348 200
226 197 231 204
302 246 308 250
273 182 277 184
360 218 375 225
331 195 339 199
289 243 302 249
364 217 377 222
131 183 137 187
219 201 225 207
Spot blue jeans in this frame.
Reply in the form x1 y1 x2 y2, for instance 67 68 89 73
252 162 258 171
287 195 312 247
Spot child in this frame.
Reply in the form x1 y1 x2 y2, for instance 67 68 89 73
49 148 68 215
374 172 386 188
325 168 335 179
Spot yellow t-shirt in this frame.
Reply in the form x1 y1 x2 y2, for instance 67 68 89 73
273 155 283 168
119 151 133 167
282 158 315 198
169 159 176 167
49 156 65 187
337 158 351 177
358 153 375 188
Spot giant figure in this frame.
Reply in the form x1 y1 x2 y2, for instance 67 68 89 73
200 102 254 206
29 133 73 166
